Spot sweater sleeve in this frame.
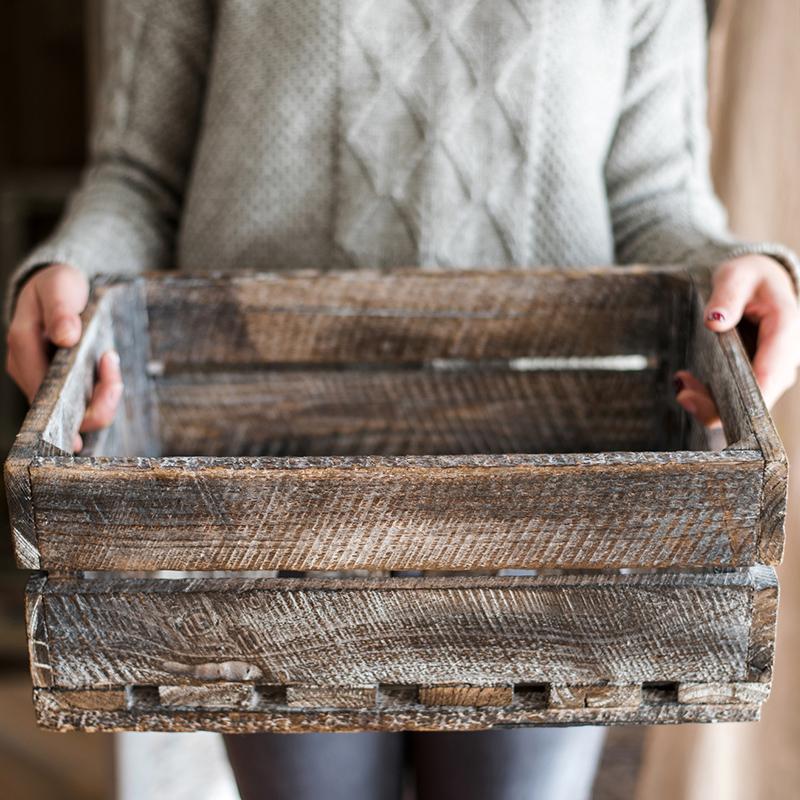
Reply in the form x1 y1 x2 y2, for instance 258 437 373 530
3 0 213 324
604 0 800 294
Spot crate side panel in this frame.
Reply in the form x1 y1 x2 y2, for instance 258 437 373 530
155 367 666 457
37 573 755 690
144 269 675 367
687 284 787 563
82 281 160 458
31 453 763 571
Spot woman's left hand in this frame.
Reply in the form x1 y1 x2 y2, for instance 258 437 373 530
674 254 800 428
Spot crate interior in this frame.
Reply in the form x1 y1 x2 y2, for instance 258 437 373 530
83 270 705 459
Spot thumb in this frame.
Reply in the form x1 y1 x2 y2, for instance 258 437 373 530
704 262 760 333
37 265 89 348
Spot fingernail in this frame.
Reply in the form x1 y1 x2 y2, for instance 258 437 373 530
107 350 121 367
673 377 685 393
110 381 124 398
706 309 726 322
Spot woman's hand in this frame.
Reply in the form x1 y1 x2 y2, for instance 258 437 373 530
674 254 800 428
5 263 123 452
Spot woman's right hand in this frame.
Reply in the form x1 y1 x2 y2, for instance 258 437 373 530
5 263 123 452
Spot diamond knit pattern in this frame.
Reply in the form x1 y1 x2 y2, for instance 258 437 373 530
338 0 540 268
7 0 799 323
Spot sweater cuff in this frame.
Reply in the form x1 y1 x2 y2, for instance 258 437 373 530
3 245 90 329
686 239 800 301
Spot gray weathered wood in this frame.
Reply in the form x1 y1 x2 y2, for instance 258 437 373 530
286 686 378 709
687 275 788 563
30 451 764 571
83 280 161 458
25 574 52 688
32 688 764 732
3 288 113 565
41 289 115 453
548 684 643 709
155 367 665 457
5 266 786 734
676 682 771 705
30 569 774 691
144 267 682 368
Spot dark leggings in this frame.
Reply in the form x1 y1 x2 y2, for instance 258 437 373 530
224 726 606 800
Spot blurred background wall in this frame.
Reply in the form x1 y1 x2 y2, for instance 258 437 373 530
0 1 796 798
637 1 800 795
0 3 114 799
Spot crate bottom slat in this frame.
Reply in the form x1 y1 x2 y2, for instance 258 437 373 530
28 569 777 693
34 685 766 732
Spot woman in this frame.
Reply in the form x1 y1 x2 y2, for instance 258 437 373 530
6 1 799 798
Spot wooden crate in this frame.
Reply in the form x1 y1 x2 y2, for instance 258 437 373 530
5 266 786 732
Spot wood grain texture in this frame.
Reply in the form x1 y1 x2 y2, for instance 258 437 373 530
31 570 773 691
6 267 785 734
30 451 764 571
286 686 378 709
5 283 112 566
5 449 38 569
155 367 666 457
676 682 771 705
548 684 643 709
32 689 763 732
41 290 115 453
687 274 788 563
83 281 161 459
158 684 255 710
418 685 514 707
48 688 128 711
144 267 681 369
25 575 52 688
747 575 779 682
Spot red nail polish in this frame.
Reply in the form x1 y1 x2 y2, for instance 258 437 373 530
707 310 725 322
673 377 684 393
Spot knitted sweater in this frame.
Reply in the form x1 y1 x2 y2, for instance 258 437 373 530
6 0 799 322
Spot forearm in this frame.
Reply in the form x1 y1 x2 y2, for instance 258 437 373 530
4 160 179 324
4 0 212 324
605 0 800 297
611 191 800 295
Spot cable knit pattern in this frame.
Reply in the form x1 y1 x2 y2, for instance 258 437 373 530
6 0 799 323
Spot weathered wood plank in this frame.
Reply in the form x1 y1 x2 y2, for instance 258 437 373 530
677 682 771 705
687 275 788 562
144 268 682 368
158 684 255 709
25 574 52 688
5 445 39 568
747 570 779 682
32 689 763 732
30 451 764 571
41 290 115 453
548 685 642 709
3 289 113 564
82 280 161 459
33 570 771 691
45 688 129 712
418 685 514 708
286 686 378 709
155 367 665 457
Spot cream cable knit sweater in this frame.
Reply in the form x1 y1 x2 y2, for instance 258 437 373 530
5 0 799 323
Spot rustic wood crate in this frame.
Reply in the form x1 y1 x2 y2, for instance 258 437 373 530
5 266 786 732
